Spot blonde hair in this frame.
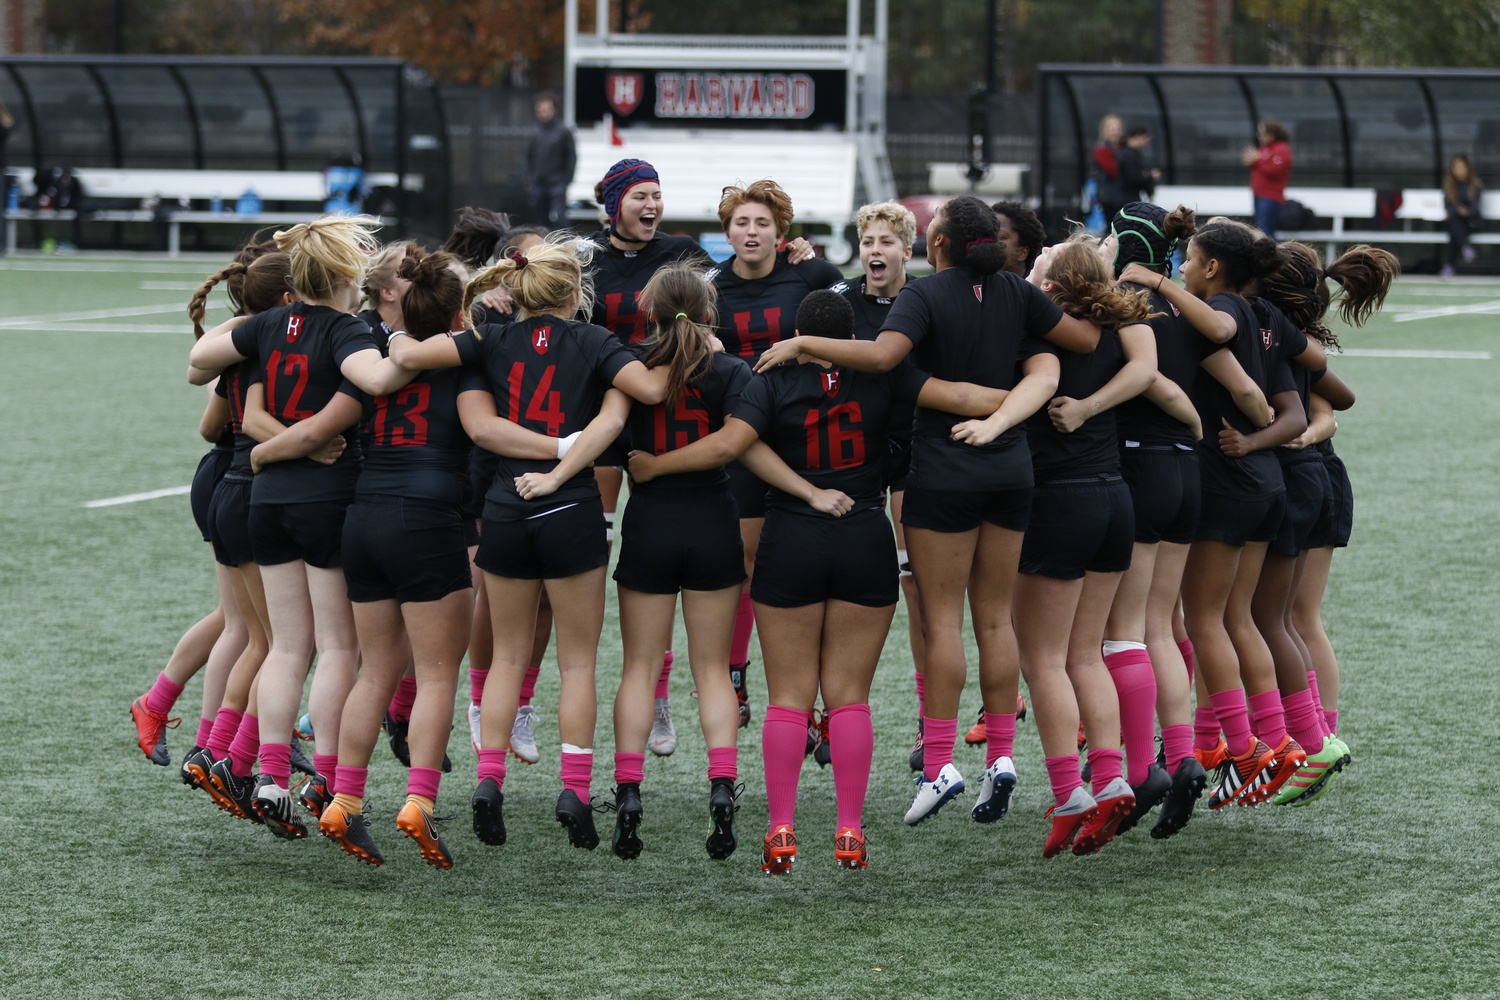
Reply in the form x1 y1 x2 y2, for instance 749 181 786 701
1046 236 1155 327
855 201 917 248
363 240 415 303
273 214 382 302
462 234 595 325
718 179 794 238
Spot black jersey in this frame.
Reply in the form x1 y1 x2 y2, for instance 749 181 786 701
1191 293 1282 499
627 350 753 492
454 316 633 520
231 303 376 504
1027 327 1126 480
731 359 930 518
707 252 845 364
587 232 713 347
357 309 394 349
1250 298 1319 468
881 267 1062 491
354 368 471 505
216 360 258 472
834 275 917 447
1116 284 1199 448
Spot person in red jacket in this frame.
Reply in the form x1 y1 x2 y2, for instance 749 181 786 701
1243 120 1292 237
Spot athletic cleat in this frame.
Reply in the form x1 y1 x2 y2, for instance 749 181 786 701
1288 735 1351 806
396 799 454 870
298 773 332 819
907 726 925 772
130 697 179 766
731 663 751 729
181 746 212 789
1115 763 1172 836
471 777 507 846
555 789 600 850
804 710 820 757
288 737 316 777
1241 735 1306 806
834 827 868 870
1208 737 1277 810
1016 693 1028 722
1194 736 1228 771
1151 757 1208 840
761 824 796 875
319 800 384 866
294 713 314 741
467 703 482 755
903 763 966 826
251 776 308 840
609 783 644 860
648 697 676 757
509 705 539 764
1073 777 1135 855
1077 721 1088 752
206 757 260 822
971 756 1018 823
813 711 831 768
1274 735 1350 806
964 707 986 745
705 778 741 860
1043 786 1097 858
384 711 411 767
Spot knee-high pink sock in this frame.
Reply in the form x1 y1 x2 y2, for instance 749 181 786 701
1045 754 1082 807
228 713 258 776
1104 644 1159 785
469 667 489 705
313 753 338 789
828 704 873 834
337 765 369 799
984 712 1017 768
207 707 242 759
144 672 186 717
560 748 592 802
1325 709 1339 735
477 747 508 789
259 741 291 786
1209 688 1253 752
730 591 755 668
1306 671 1330 739
407 766 441 802
614 751 646 786
1087 747 1124 796
1161 723 1193 773
920 715 957 781
1282 688 1325 752
1248 689 1289 747
1178 638 1196 685
388 676 418 723
707 745 738 781
518 664 540 708
655 651 674 700
193 716 214 748
1193 705 1221 752
762 705 806 830
914 671 926 718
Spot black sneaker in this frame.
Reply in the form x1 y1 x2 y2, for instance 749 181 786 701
1116 762 1172 836
251 775 308 840
1151 757 1207 840
555 789 599 850
298 773 332 819
907 723 924 772
181 746 212 789
610 783 643 860
289 737 316 777
730 663 751 729
384 711 411 767
471 777 507 846
705 778 742 860
813 711 831 769
207 757 261 823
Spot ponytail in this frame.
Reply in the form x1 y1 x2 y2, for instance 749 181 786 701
1045 237 1157 326
187 263 246 339
936 195 1007 275
398 248 466 340
640 264 718 407
274 214 382 302
1326 244 1399 329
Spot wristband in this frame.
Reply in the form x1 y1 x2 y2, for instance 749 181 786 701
556 430 582 459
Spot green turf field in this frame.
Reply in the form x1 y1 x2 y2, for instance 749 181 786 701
1 253 1497 999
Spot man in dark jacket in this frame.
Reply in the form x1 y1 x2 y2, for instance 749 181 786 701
524 93 576 232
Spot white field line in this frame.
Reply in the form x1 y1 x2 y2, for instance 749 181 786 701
1339 348 1491 360
82 485 192 509
138 281 205 290
0 302 185 328
1392 300 1500 322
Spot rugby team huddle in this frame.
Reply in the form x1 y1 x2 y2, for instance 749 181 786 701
128 155 1393 873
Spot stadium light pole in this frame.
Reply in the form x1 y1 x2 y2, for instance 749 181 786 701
966 0 998 189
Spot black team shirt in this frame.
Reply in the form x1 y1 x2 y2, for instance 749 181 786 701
833 274 918 453
215 360 259 474
1026 328 1126 480
1116 284 1200 449
1191 293 1285 499
1251 297 1316 469
707 252 845 364
626 349 753 492
587 232 713 347
355 365 472 506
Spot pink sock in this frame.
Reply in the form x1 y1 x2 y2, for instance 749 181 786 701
655 651 674 700
1087 747 1124 796
407 766 441 801
1209 688 1253 752
1178 638 1196 685
707 745 738 781
614 751 646 786
1325 709 1339 735
144 672 185 717
914 671 926 717
730 591 755 668
762 705 807 830
469 667 489 705
313 753 338 790
1282 688 1324 751
1306 671 1331 739
1193 705 1221 752
921 715 957 781
560 748 592 802
207 707 241 758
1045 754 1082 807
228 713 258 776
1104 646 1159 785
1161 723 1193 773
259 740 291 786
388 676 418 722
518 664 540 707
193 716 214 748
984 712 1016 767
1248 689 1288 747
477 747 508 789
337 765 369 798
828 704 873 834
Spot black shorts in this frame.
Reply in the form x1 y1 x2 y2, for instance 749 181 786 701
1019 476 1135 580
342 496 473 604
900 486 1033 534
595 434 631 470
883 433 913 492
726 464 768 520
1195 490 1287 548
191 448 234 543
1270 460 1334 558
463 516 480 549
613 488 745 595
462 448 500 523
474 497 609 580
751 506 897 608
1319 451 1354 548
249 499 351 569
208 474 255 568
1122 445 1201 545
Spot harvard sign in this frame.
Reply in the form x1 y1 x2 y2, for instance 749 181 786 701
577 66 847 128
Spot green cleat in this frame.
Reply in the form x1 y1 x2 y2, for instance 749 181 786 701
1274 735 1351 806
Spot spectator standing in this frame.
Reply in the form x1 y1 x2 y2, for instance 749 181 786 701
1116 125 1160 204
525 93 577 232
0 99 14 253
1442 153 1483 276
1243 120 1292 237
1093 115 1127 226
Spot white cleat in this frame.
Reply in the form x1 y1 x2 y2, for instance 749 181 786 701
510 704 540 764
971 755 1018 823
904 762 965 826
467 703 482 755
648 697 676 757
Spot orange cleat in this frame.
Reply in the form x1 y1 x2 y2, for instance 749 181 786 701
319 800 383 865
834 827 868 870
761 824 796 875
130 698 179 766
397 799 454 870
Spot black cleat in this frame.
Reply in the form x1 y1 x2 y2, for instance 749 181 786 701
1116 762 1172 836
384 712 412 767
812 711 831 768
555 789 599 850
289 737 316 777
908 723 924 772
320 801 384 866
181 746 212 789
730 663 752 729
705 778 742 860
207 756 261 823
471 777 507 846
251 775 309 840
610 783 643 860
298 773 332 820
1151 757 1208 840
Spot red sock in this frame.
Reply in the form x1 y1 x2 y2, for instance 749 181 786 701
207 707 242 759
828 704 873 833
984 712 1016 767
1248 689 1289 747
730 591 755 667
1193 705 1220 752
1209 688 1253 752
1161 723 1193 773
1178 638 1196 685
655 651 674 700
1045 754 1082 807
1104 645 1158 785
337 765 369 799
1325 709 1339 735
560 748 592 802
762 705 806 830
1282 688 1324 752
469 667 489 705
259 741 291 786
313 753 338 789
914 670 926 717
228 713 259 776
1087 747 1124 796
144 672 185 717
388 677 418 723
407 766 441 801
707 745 738 781
920 715 957 781
518 664 540 707
477 747 508 789
614 751 646 786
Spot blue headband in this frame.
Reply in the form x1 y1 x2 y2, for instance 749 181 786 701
601 159 659 224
